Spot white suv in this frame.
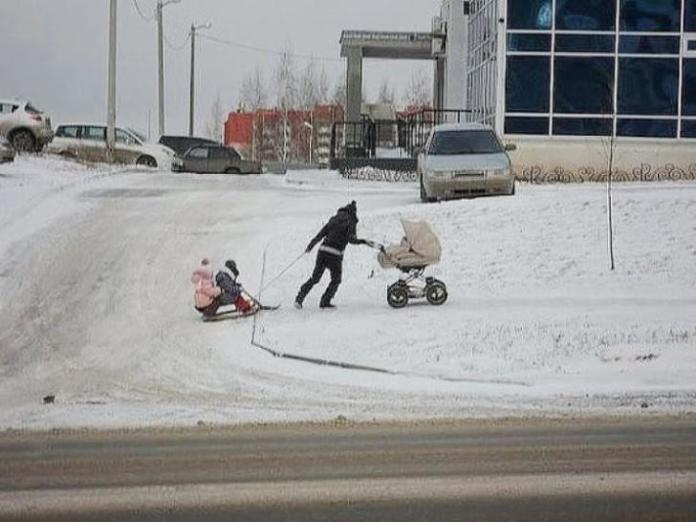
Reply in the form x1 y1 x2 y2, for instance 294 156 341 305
48 124 181 170
0 99 54 152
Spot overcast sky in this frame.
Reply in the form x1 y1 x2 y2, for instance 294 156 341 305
0 0 441 138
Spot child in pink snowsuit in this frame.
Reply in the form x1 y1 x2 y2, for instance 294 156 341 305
191 258 222 317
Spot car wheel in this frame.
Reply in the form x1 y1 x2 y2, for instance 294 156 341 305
136 155 158 168
224 167 241 174
510 181 516 196
425 280 448 306
387 283 409 309
10 130 36 153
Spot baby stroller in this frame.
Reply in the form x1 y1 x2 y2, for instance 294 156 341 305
368 219 448 309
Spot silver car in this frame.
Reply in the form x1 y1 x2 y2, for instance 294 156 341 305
418 123 516 201
0 99 54 152
48 124 181 170
0 135 15 163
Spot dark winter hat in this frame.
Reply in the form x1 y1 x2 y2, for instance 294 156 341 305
340 200 357 215
225 259 239 277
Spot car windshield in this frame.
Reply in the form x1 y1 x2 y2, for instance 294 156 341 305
429 130 503 155
25 102 42 114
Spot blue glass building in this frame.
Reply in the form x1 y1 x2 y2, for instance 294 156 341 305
465 0 696 178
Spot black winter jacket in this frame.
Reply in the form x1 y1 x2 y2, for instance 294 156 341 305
216 271 243 299
307 209 362 254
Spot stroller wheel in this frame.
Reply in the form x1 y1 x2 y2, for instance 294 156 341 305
426 280 448 306
387 283 409 309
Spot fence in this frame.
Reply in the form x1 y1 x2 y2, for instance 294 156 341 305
329 109 471 178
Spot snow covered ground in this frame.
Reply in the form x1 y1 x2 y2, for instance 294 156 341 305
1 157 695 430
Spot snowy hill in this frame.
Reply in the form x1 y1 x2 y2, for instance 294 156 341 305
1 158 695 429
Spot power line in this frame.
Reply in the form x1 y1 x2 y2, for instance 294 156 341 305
164 31 191 51
198 34 342 63
132 0 154 22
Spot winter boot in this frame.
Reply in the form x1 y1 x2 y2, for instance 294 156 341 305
294 299 303 310
320 302 336 309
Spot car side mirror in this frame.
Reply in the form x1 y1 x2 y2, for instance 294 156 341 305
505 143 517 152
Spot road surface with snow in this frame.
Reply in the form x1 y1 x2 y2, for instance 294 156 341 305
1 157 695 429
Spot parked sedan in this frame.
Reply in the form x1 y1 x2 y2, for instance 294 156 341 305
175 144 262 174
158 135 219 157
0 135 15 163
418 123 516 201
48 124 181 170
0 99 54 152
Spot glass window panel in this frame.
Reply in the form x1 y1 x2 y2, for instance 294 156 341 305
617 119 677 137
681 120 696 137
687 0 696 30
689 40 696 51
556 0 616 31
211 147 231 160
188 147 209 159
507 33 551 52
618 58 679 115
620 0 681 32
508 0 553 29
554 57 615 114
115 129 136 144
619 35 680 54
505 116 550 135
683 59 696 116
57 126 79 138
506 56 551 113
84 126 106 141
553 118 612 136
555 34 615 53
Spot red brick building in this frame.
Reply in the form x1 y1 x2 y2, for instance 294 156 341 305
224 105 344 166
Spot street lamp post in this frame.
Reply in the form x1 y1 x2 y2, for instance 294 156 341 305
156 0 181 138
106 0 117 159
303 121 314 165
189 22 211 137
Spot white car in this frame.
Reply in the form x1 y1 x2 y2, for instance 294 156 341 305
48 124 181 170
0 99 54 152
418 123 516 201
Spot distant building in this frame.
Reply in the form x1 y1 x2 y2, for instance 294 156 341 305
440 0 696 180
224 105 344 166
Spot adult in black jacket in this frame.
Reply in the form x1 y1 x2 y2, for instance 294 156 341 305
295 201 367 309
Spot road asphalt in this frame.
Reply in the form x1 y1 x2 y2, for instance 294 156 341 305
1 416 695 521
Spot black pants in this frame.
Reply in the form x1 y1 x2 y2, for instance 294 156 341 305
297 251 343 306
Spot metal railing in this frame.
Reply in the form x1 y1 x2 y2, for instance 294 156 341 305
330 109 471 162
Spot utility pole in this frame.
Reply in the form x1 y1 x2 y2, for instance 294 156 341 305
106 0 117 160
156 0 180 138
189 23 211 136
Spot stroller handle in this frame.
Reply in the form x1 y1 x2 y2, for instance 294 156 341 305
363 239 386 252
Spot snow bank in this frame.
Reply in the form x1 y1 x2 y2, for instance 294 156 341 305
1 164 695 430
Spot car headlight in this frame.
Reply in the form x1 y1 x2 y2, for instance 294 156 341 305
487 168 510 178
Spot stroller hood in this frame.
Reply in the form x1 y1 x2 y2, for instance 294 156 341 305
379 220 442 269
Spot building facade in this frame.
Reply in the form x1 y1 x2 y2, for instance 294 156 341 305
462 0 696 180
224 105 344 167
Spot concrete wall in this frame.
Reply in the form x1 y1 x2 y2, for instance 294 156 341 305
441 0 468 111
507 137 696 182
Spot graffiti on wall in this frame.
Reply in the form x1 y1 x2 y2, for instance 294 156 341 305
339 163 696 184
518 163 696 184
341 167 419 183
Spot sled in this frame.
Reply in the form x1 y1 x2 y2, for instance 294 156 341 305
201 304 279 323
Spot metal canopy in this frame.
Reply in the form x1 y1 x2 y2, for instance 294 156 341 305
340 30 436 60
